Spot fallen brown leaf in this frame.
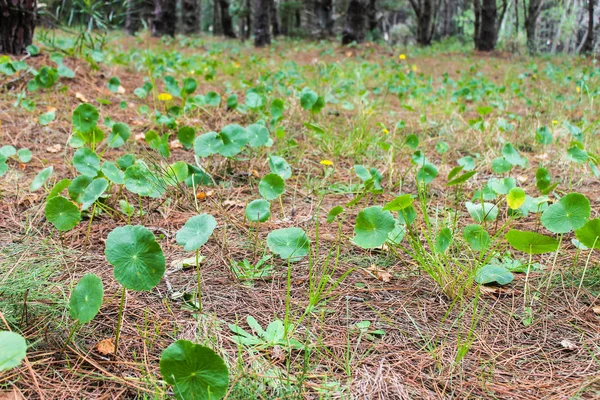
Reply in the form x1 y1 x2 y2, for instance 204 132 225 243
46 144 62 153
95 338 115 355
169 139 183 149
592 305 600 315
75 92 89 103
366 265 392 283
0 388 24 400
560 339 577 351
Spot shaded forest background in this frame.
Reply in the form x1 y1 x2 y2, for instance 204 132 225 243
28 0 599 54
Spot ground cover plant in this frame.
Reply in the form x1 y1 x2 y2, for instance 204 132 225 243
1 28 600 399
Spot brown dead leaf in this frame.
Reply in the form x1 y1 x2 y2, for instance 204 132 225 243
46 144 62 153
560 339 577 351
46 106 57 113
592 305 600 315
169 139 183 149
75 92 89 103
366 265 392 283
135 133 145 141
250 169 260 178
95 338 115 355
222 200 242 207
117 85 126 94
0 388 24 400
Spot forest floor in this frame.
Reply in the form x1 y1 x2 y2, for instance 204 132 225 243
1 32 600 399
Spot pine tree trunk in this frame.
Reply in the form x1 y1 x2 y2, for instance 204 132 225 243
254 0 271 46
368 0 378 33
474 0 497 51
581 0 595 54
126 0 153 35
270 0 280 36
314 0 333 37
525 0 542 54
152 0 177 37
341 0 367 45
0 0 36 55
219 0 236 38
409 0 435 46
213 0 223 35
182 0 200 34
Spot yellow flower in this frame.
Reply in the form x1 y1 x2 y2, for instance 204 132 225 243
158 93 173 101
552 120 559 125
233 61 240 68
576 86 581 93
399 54 406 60
412 65 418 72
382 128 389 134
320 159 333 166
532 74 537 79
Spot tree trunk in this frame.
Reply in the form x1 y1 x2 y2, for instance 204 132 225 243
409 0 438 46
213 0 223 35
341 0 367 45
581 0 595 53
314 0 333 37
254 0 271 46
219 0 236 38
474 0 497 51
126 0 142 35
0 0 36 55
182 0 200 34
270 0 280 36
368 0 378 33
525 0 542 54
152 0 177 37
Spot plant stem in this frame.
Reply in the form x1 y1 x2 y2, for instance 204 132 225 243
196 249 203 313
61 321 80 353
576 237 598 301
114 287 127 356
544 234 563 297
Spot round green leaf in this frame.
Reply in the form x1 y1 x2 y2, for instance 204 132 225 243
176 214 217 252
0 331 27 372
267 227 310 261
105 225 166 291
416 162 438 184
194 132 223 158
475 264 514 285
541 193 590 234
463 224 490 251
102 161 124 184
245 199 271 222
17 148 32 163
327 206 344 223
108 123 131 148
48 178 72 200
435 227 453 253
45 195 81 231
491 157 511 173
164 161 189 185
0 145 16 158
69 274 104 324
69 175 92 202
268 155 292 179
73 148 100 177
30 166 54 192
159 340 229 400
247 124 270 148
72 103 99 134
124 163 164 198
178 126 196 150
506 229 559 254
575 219 600 250
259 174 285 200
352 206 396 249
218 124 248 157
465 201 499 223
80 178 108 211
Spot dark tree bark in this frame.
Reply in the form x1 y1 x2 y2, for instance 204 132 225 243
152 0 177 37
126 0 154 35
244 0 251 39
474 0 497 51
525 0 543 54
368 0 378 32
314 0 334 36
408 0 441 46
0 0 36 55
219 0 236 38
341 0 367 45
581 0 595 54
254 0 271 46
182 0 200 34
270 0 280 36
213 0 223 35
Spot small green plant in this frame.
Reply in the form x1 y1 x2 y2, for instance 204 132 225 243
229 316 305 350
230 255 275 282
159 339 229 400
0 331 27 371
105 225 166 355
266 227 310 262
176 214 217 312
64 273 104 349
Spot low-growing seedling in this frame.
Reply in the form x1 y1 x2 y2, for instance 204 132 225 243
0 331 27 371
